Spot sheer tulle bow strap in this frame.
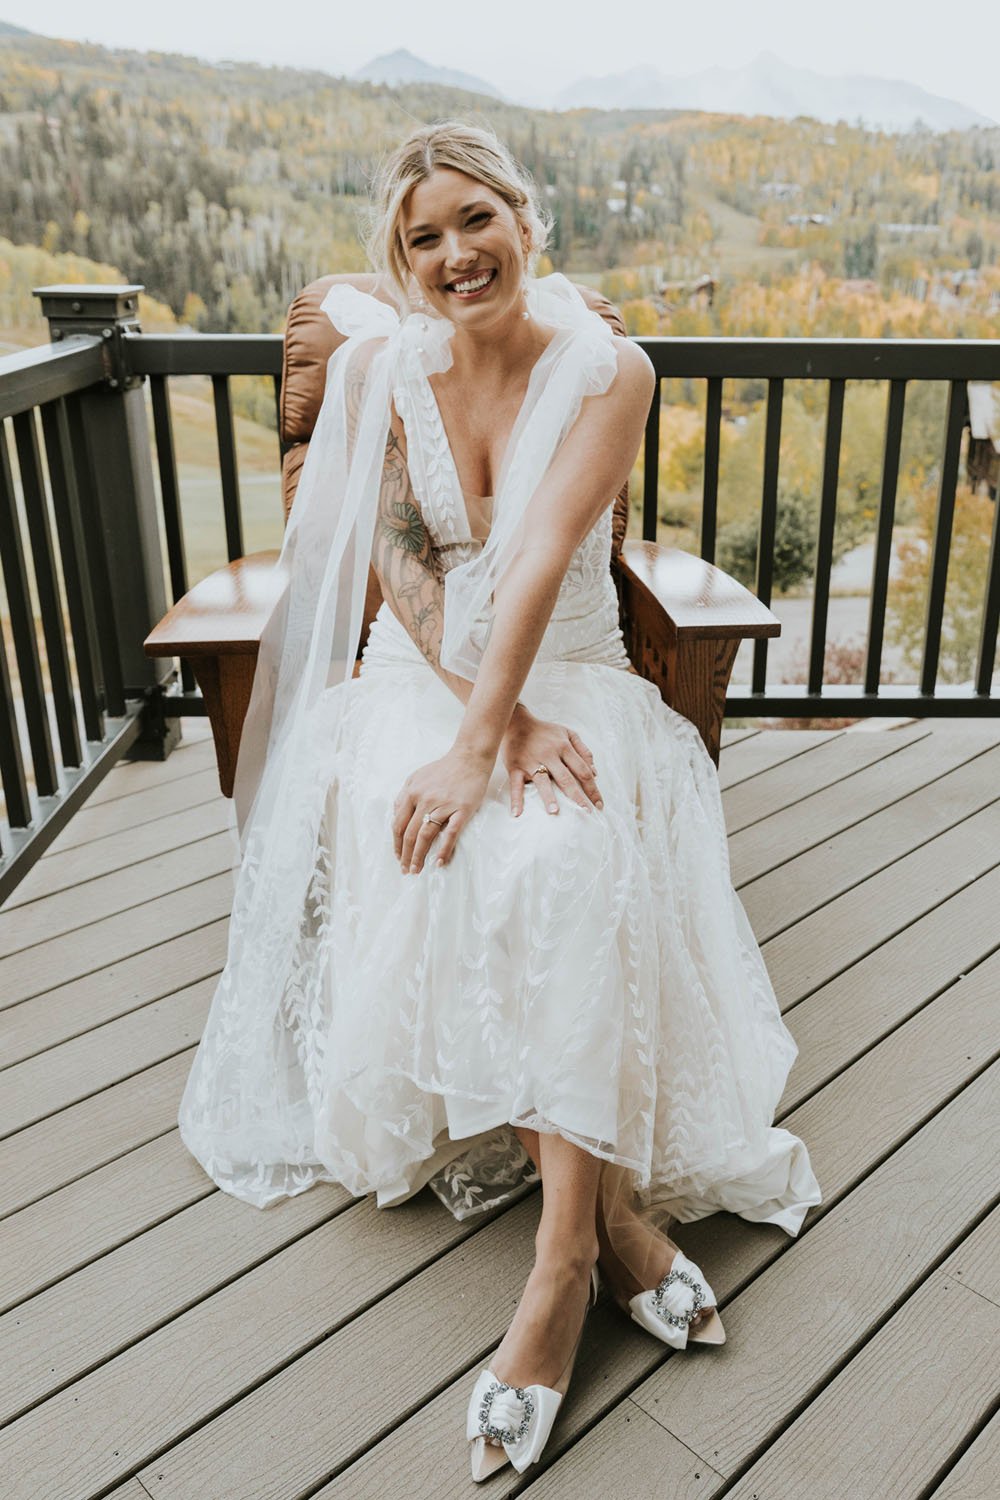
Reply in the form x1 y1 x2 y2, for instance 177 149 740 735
629 1250 718 1350
320 283 457 377
465 1372 562 1472
320 283 400 339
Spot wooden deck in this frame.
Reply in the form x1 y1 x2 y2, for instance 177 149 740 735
1 717 999 1500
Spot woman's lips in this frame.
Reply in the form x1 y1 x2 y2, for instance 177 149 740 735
445 268 497 300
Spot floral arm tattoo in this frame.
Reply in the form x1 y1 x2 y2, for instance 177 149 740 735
373 417 457 684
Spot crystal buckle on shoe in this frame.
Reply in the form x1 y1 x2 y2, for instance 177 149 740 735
478 1380 535 1444
651 1267 705 1329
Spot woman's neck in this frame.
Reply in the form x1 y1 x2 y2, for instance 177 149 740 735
447 310 553 383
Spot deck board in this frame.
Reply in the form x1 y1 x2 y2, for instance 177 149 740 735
0 919 229 1065
723 1212 1000 1500
1 722 998 1500
720 725 927 830
729 724 1000 886
740 742 1000 941
929 1412 1000 1499
0 833 232 956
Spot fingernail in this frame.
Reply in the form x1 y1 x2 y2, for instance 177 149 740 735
436 857 445 867
596 799 604 809
409 863 418 873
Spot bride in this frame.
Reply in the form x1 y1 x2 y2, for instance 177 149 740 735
178 118 821 1481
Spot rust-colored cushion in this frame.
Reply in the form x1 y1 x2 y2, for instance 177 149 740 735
279 272 632 648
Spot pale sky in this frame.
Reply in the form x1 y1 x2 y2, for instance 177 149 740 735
2 0 998 120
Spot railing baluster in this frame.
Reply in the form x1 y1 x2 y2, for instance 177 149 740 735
921 380 966 697
150 376 188 604
12 409 82 769
150 375 195 694
808 378 845 696
865 379 906 695
752 377 784 694
213 375 244 561
63 393 125 716
0 420 58 796
701 376 722 563
40 399 106 743
273 373 286 461
642 380 661 542
976 472 1000 697
0 614 30 828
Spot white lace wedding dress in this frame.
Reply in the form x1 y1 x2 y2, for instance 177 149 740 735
177 278 821 1235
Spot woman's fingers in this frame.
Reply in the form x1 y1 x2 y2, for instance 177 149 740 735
532 767 559 814
567 729 596 768
563 745 604 809
406 811 448 873
543 759 594 812
509 768 526 818
392 789 415 859
434 808 468 866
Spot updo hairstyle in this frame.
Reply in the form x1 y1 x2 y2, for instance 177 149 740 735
362 118 553 312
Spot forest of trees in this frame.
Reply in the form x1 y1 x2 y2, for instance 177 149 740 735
1 30 997 687
2 31 999 338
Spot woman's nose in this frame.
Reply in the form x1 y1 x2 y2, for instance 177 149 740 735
443 231 475 266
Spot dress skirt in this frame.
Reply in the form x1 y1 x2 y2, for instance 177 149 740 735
177 617 821 1234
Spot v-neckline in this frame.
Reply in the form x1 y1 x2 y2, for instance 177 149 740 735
423 325 566 543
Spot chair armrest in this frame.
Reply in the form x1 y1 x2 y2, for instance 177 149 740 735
614 540 780 640
143 550 286 660
144 552 286 797
613 542 779 765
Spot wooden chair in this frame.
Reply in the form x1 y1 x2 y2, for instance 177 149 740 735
145 274 779 795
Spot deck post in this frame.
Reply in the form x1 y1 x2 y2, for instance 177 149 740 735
34 284 180 760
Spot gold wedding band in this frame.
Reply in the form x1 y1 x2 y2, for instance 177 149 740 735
530 764 549 778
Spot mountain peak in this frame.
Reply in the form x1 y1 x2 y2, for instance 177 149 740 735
354 48 503 100
554 51 993 131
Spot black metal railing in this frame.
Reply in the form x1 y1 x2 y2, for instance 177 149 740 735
641 338 1000 717
1 283 998 899
129 334 283 698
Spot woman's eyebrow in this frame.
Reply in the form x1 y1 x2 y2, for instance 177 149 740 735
405 201 492 239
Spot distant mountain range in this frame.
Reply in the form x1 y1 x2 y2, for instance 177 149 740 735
356 46 995 132
354 48 502 100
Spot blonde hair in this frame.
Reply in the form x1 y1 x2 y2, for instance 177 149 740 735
362 119 553 311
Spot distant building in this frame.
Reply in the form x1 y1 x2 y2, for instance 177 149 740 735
966 383 1000 500
760 182 801 200
654 272 716 308
880 222 940 236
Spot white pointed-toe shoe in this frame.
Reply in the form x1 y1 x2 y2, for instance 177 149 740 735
625 1248 725 1349
466 1264 599 1482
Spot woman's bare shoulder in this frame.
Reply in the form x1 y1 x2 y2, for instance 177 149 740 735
608 334 656 405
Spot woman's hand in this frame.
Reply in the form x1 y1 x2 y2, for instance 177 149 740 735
501 705 603 817
392 744 494 873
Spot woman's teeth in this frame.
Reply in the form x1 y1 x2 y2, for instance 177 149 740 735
449 270 495 295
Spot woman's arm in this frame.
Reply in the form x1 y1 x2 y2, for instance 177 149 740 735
452 338 656 765
394 339 654 874
373 400 602 844
371 399 479 709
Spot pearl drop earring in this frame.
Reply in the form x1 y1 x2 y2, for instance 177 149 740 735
521 279 530 319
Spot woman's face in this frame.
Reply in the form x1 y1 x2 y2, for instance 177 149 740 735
399 166 530 326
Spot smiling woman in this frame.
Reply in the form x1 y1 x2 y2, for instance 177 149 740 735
176 118 821 1484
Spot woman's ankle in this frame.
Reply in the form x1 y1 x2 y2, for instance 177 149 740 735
533 1231 599 1277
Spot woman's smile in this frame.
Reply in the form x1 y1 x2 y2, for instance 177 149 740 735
445 267 497 300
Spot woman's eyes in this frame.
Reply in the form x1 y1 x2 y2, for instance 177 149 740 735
412 213 492 247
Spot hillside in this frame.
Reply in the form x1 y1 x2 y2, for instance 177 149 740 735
1 29 998 340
